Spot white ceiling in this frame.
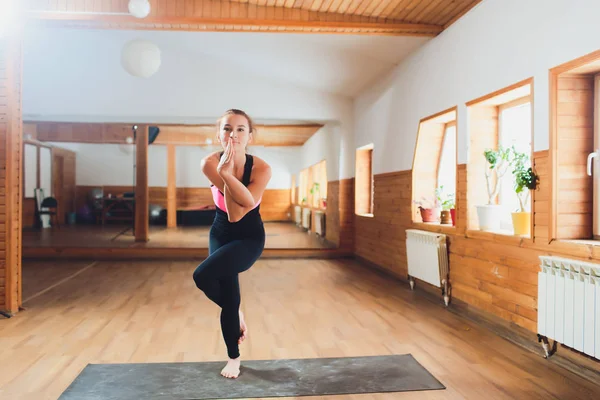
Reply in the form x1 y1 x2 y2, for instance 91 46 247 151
24 27 429 99
21 27 430 124
165 31 431 98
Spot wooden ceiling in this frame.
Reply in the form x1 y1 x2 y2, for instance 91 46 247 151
24 121 323 147
25 0 482 36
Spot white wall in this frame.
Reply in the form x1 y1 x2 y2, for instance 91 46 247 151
296 124 341 182
23 27 353 180
49 142 299 189
354 0 600 173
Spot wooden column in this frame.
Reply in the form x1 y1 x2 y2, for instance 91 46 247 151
0 31 24 315
167 144 177 228
135 126 149 242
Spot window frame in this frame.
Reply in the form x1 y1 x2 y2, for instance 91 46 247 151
548 49 600 244
411 106 458 229
465 77 535 240
435 120 457 197
355 143 374 217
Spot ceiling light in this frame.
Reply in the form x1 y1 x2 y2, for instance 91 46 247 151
121 39 161 78
128 0 151 19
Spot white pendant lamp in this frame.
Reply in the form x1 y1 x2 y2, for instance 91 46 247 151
128 0 151 19
121 39 161 78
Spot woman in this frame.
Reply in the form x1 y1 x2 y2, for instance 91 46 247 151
193 109 272 379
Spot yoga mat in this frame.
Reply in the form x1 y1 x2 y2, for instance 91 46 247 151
59 354 445 400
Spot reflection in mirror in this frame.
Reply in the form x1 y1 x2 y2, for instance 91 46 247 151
22 122 341 252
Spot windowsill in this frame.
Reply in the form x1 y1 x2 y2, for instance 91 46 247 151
555 239 600 247
466 229 532 244
356 213 374 218
412 222 457 234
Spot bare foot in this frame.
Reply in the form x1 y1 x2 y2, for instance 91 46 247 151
221 358 241 379
238 310 248 344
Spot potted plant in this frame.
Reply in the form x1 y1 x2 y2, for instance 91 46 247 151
477 146 513 231
511 151 539 236
413 196 440 223
435 186 455 225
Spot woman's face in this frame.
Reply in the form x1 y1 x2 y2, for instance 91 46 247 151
218 114 252 151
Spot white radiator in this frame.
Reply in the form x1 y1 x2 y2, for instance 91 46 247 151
405 229 450 306
301 207 311 230
294 206 302 226
314 211 326 237
538 256 600 360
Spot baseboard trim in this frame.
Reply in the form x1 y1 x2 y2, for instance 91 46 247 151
352 255 600 388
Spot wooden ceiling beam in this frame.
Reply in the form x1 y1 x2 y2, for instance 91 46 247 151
25 121 324 147
24 1 443 37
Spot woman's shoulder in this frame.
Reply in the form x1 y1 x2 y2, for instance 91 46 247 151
250 155 272 179
202 151 221 164
250 155 271 171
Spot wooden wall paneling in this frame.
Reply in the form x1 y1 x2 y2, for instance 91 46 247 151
456 164 468 234
0 32 23 314
52 146 77 224
135 126 149 242
167 144 177 228
348 149 600 335
75 186 291 223
355 171 411 279
325 180 340 247
258 189 292 221
338 178 355 251
533 151 549 242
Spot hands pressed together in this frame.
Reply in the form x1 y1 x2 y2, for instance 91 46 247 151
217 137 235 177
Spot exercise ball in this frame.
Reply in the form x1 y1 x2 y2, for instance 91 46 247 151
128 0 151 19
121 39 161 78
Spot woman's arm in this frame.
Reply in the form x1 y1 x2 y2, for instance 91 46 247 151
220 173 259 208
201 152 226 193
223 160 272 222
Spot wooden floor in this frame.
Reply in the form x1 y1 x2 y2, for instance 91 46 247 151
22 221 333 249
2 259 599 399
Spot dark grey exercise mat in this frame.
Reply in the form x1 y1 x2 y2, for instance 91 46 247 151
58 354 445 400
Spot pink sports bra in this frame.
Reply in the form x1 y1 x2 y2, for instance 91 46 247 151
210 153 261 213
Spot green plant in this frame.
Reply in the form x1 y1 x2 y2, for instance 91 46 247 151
310 182 320 197
483 146 513 204
511 151 539 212
435 186 455 210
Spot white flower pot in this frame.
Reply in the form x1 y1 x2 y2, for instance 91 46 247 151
476 204 502 232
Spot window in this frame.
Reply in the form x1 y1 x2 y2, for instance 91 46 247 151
498 100 532 231
299 168 308 205
466 78 533 237
291 175 296 204
549 52 600 242
355 144 373 216
24 144 38 198
24 141 54 199
412 107 457 226
310 160 327 209
437 122 456 200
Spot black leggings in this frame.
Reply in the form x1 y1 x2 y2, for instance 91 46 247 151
192 221 265 359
